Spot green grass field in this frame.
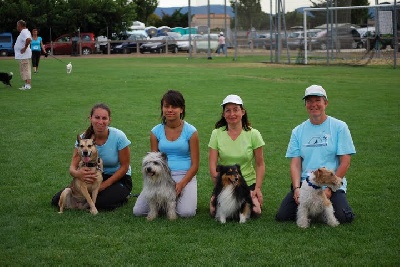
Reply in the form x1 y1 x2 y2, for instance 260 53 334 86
0 55 399 265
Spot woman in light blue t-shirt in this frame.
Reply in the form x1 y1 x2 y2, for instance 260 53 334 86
51 103 132 211
275 85 356 224
133 90 199 218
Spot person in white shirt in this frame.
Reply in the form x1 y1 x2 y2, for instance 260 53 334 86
216 32 226 56
14 20 32 90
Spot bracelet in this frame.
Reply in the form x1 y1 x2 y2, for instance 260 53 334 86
293 186 301 190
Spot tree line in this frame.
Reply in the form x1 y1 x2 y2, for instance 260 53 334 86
0 0 157 42
0 0 372 43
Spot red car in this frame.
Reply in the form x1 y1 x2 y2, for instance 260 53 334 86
44 32 96 55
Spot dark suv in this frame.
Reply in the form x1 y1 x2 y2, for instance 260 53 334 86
112 33 148 54
44 32 96 55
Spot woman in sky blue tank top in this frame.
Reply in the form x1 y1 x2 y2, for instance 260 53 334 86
133 90 200 218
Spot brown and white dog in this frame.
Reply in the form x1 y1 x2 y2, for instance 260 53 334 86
297 167 343 228
212 164 254 224
58 135 103 215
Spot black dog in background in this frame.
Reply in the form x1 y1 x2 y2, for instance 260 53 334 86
0 72 13 86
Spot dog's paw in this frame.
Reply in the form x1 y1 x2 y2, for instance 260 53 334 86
327 219 340 227
146 214 157 221
90 208 98 215
297 223 310 228
218 217 226 224
239 213 248 223
167 212 177 221
296 219 310 228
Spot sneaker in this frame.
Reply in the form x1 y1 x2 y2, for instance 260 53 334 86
19 85 31 90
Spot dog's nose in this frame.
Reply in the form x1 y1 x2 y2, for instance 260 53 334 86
146 167 152 172
82 151 89 156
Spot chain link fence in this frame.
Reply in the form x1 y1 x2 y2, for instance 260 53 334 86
187 1 399 67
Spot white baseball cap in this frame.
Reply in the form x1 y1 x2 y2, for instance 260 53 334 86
303 85 328 100
220 32 224 35
221 95 243 106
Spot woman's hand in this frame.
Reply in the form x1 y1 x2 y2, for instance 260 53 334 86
175 181 185 196
251 187 263 207
293 188 300 205
76 167 97 184
324 187 332 199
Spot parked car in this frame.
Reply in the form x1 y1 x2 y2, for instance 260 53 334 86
176 34 202 52
44 32 96 55
112 33 148 54
195 34 219 53
248 33 268 49
139 36 178 54
283 30 321 50
314 27 362 50
0 32 14 56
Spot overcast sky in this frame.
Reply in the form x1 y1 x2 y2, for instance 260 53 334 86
158 0 397 13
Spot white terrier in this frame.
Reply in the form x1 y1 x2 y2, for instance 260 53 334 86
297 167 343 228
66 62 72 74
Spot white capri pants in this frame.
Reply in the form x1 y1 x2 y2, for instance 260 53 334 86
133 170 197 218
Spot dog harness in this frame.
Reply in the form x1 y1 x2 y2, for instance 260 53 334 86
305 177 322 189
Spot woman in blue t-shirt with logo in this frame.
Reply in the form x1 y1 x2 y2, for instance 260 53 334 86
30 29 47 73
133 90 200 218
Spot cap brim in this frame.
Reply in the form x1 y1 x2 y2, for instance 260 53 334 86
221 101 242 106
302 93 325 99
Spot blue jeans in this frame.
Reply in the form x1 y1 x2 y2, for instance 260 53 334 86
217 44 225 55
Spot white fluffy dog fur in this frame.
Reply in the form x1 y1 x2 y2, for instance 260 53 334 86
297 167 343 228
141 152 177 221
66 62 72 74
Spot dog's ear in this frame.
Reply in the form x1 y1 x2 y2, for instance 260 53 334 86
161 152 168 162
216 165 222 172
76 134 82 142
235 164 241 171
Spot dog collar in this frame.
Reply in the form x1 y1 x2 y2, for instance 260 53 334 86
83 162 97 167
82 158 103 172
305 177 321 189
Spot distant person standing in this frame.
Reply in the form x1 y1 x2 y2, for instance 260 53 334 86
30 28 47 73
14 20 32 90
216 32 226 56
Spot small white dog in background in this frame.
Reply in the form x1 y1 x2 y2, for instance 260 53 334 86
66 62 72 74
296 167 343 228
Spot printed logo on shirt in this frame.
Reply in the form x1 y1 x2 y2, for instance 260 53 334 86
305 134 329 147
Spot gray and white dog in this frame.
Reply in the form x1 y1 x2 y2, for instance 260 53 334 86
141 152 177 221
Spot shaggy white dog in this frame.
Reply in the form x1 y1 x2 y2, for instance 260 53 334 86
141 152 177 221
297 167 342 228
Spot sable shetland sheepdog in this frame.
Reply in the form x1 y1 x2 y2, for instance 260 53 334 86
212 164 254 223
